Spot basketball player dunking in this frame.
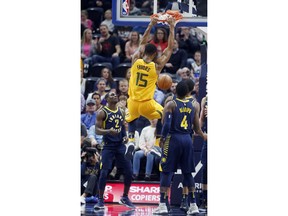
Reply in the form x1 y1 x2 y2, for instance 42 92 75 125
124 16 177 160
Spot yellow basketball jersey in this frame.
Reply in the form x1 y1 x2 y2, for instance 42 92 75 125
128 59 158 101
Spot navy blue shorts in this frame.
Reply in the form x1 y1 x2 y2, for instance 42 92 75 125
160 134 195 173
100 143 131 171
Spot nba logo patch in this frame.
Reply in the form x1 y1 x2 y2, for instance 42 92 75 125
122 0 130 16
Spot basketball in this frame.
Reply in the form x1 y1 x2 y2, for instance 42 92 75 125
157 74 172 90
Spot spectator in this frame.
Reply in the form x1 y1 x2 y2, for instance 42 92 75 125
176 67 191 81
81 29 97 60
81 99 97 130
129 0 142 16
167 79 178 95
132 119 160 181
81 138 100 205
94 0 112 12
93 67 117 93
125 68 131 82
117 78 129 98
91 91 103 111
190 50 201 80
94 78 108 105
117 94 128 113
124 31 140 63
101 9 114 33
163 40 187 75
84 24 121 70
177 27 200 64
154 87 165 105
81 10 93 30
88 125 103 150
140 0 154 14
150 27 168 57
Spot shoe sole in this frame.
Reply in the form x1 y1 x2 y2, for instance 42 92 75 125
94 205 105 210
152 211 168 215
150 151 161 158
187 211 200 215
124 145 135 160
119 200 136 209
199 208 207 212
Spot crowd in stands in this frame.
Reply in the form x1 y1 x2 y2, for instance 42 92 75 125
80 0 207 206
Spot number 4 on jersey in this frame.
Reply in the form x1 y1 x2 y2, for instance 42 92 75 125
180 115 188 129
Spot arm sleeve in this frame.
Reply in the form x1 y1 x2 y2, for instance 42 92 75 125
161 112 172 139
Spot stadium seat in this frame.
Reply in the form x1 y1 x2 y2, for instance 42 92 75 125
84 77 98 99
88 62 113 77
86 7 104 31
113 63 131 79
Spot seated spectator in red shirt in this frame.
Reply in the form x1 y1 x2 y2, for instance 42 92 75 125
150 27 168 57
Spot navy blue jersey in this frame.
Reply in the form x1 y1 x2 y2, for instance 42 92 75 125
102 106 125 143
170 98 195 134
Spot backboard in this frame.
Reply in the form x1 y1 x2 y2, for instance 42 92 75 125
112 0 207 27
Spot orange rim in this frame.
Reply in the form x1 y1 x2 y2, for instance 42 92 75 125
150 10 183 22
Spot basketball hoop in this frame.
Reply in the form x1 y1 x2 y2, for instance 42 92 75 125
150 10 183 25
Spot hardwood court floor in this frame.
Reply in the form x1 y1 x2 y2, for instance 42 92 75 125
81 203 207 216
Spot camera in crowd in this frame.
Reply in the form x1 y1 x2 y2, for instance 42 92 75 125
81 138 101 163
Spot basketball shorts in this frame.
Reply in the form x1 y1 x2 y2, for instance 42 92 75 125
126 98 163 122
100 143 132 171
160 134 195 173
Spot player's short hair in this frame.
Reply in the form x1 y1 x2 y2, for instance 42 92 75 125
176 80 189 98
144 43 157 56
185 79 195 93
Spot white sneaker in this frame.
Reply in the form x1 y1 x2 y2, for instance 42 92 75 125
153 203 168 215
150 146 162 158
124 142 135 160
80 196 86 204
187 202 199 215
80 203 86 214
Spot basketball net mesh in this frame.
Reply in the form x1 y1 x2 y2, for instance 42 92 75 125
150 10 183 25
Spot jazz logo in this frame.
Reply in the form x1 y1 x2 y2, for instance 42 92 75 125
122 0 130 16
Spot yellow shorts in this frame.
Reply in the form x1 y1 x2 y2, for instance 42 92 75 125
125 98 163 122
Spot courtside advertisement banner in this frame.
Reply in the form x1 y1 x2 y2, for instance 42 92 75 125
104 182 160 204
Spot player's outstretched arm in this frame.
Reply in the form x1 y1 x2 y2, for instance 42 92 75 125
132 17 158 64
140 16 158 46
156 17 176 73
